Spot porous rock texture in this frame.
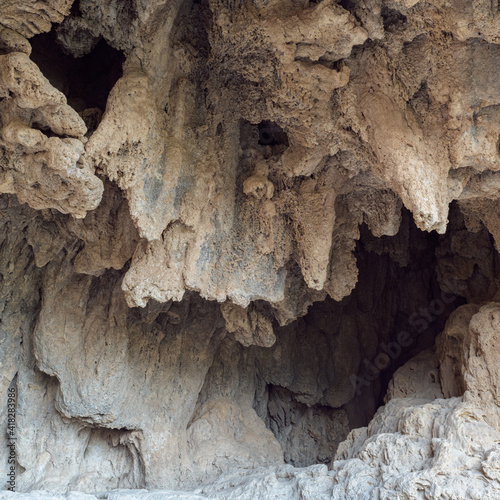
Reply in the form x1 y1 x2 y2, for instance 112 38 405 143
3 0 500 498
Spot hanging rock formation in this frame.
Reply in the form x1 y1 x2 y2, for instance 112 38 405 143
3 0 500 498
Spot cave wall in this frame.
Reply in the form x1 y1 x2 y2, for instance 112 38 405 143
3 0 500 498
5 0 500 314
0 196 492 494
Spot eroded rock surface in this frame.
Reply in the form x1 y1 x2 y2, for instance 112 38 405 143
3 0 500 498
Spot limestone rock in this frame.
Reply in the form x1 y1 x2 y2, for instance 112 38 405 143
331 349 500 499
220 302 275 347
0 52 103 218
187 398 284 480
0 0 73 38
385 349 443 402
5 0 500 498
329 397 500 500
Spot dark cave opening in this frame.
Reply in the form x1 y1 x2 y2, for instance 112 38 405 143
246 204 500 467
337 0 357 14
29 28 124 131
381 6 408 32
352 214 464 413
239 120 289 161
70 0 82 16
257 120 289 147
236 119 290 198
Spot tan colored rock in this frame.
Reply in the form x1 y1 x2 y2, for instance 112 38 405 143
330 349 500 499
67 182 140 276
330 397 500 499
0 26 31 56
466 304 500 408
31 252 229 489
436 304 481 399
6 0 500 498
385 349 443 402
0 53 102 218
86 68 171 240
122 224 191 307
187 398 283 479
221 302 275 347
0 0 73 38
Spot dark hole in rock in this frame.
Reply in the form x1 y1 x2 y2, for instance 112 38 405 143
232 207 474 466
29 28 124 120
237 120 290 195
410 80 430 116
381 7 407 32
30 121 67 138
239 120 289 157
258 120 289 147
70 0 82 16
338 0 358 15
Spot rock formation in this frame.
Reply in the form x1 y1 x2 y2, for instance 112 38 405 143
2 0 500 498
